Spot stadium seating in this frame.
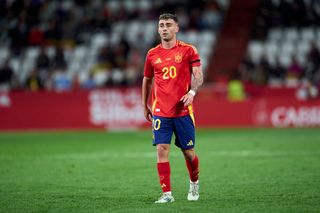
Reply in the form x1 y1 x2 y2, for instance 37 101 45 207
0 0 230 91
248 27 320 67
245 0 320 89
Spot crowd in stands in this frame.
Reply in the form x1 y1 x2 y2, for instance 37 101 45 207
0 0 227 92
252 0 320 40
240 41 320 86
241 0 320 99
1 0 319 102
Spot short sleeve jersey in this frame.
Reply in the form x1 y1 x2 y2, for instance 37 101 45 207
144 40 201 117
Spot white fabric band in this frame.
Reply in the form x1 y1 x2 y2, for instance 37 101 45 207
188 89 196 96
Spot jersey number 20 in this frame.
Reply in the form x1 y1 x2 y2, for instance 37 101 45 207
162 66 177 79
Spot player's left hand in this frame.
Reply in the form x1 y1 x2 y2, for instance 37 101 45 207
180 93 194 107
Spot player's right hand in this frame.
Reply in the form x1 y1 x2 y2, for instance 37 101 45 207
144 107 153 122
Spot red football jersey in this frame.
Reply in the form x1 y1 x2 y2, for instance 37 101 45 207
144 40 201 117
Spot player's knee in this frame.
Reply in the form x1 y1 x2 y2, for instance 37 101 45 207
157 144 170 161
183 149 195 161
157 144 169 154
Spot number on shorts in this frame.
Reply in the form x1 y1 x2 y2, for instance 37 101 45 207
153 119 161 130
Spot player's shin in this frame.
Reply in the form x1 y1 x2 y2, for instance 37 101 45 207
157 162 171 193
185 155 199 182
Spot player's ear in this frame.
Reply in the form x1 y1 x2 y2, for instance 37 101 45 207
175 24 179 33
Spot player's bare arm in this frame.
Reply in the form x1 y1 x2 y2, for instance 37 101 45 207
180 66 204 106
191 66 204 93
142 76 153 122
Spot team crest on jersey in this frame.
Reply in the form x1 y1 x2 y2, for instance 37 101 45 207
175 53 182 63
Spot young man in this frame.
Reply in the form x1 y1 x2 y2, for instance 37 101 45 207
142 13 204 203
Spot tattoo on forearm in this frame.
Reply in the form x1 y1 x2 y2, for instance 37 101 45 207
191 68 203 92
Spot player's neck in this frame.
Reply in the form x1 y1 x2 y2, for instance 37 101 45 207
161 38 177 49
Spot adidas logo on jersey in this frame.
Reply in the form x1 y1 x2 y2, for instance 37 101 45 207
155 58 162 64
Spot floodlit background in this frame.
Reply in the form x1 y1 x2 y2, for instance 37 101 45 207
0 0 320 130
0 1 320 212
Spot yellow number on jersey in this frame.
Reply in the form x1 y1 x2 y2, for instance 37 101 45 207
162 66 177 79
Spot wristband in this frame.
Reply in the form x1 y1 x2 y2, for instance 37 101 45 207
188 89 196 96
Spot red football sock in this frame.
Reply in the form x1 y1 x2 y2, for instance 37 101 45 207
186 155 199 182
157 162 171 193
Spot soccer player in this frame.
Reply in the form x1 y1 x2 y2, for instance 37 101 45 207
142 13 203 203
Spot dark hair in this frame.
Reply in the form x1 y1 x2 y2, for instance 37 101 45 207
159 13 178 23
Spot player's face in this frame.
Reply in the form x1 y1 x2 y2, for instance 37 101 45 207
158 19 179 42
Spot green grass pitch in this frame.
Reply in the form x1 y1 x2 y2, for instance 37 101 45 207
0 128 319 212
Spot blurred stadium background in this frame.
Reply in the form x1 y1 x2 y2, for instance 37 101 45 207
0 1 320 212
0 0 320 130
1 0 320 130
